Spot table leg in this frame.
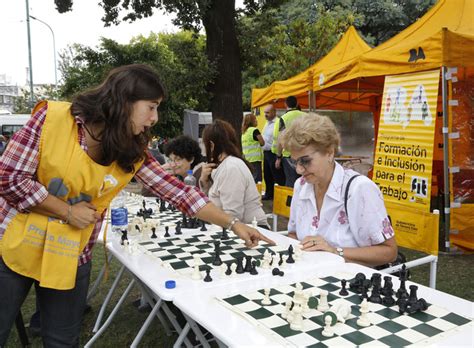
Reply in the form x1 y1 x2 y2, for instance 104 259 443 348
130 298 163 348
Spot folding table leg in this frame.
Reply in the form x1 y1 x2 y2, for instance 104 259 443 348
172 322 190 348
161 302 193 348
87 253 114 302
84 279 136 348
182 313 211 348
92 264 126 333
130 298 163 348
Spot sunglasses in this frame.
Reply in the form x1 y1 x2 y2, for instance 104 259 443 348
289 151 319 170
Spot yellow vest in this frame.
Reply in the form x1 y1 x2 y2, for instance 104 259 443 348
281 109 306 157
241 127 262 162
270 117 280 155
0 101 142 289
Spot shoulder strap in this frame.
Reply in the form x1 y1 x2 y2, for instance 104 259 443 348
344 174 360 219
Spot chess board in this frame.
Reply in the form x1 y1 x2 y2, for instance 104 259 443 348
137 232 289 277
217 273 473 347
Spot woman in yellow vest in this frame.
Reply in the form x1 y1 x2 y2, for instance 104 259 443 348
241 113 264 183
0 64 274 347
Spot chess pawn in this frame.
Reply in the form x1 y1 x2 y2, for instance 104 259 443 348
192 255 202 280
321 315 334 337
357 299 371 327
317 290 329 312
281 300 291 319
230 263 237 277
261 288 271 305
271 254 279 268
281 254 288 269
289 304 303 331
251 216 258 228
220 263 227 277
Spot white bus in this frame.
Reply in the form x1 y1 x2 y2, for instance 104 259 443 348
0 114 30 138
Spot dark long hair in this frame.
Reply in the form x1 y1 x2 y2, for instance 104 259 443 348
71 64 166 173
202 119 251 170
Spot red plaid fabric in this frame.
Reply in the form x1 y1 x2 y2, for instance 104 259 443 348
0 103 208 265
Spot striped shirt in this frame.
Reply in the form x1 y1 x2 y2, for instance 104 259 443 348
0 104 209 265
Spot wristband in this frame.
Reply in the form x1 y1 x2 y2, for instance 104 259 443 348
226 217 239 231
61 205 72 224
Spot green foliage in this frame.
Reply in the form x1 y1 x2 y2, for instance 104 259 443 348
14 85 61 114
58 31 213 139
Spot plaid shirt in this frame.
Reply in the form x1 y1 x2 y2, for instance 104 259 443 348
0 104 209 265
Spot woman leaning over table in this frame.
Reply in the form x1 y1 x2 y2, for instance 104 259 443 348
280 113 397 267
0 64 273 347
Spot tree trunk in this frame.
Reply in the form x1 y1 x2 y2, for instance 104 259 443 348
201 0 243 138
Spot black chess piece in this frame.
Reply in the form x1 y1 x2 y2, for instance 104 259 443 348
225 262 233 276
371 273 382 289
150 227 157 239
381 276 394 297
417 298 428 311
212 241 223 266
164 226 170 238
350 273 367 293
244 256 252 272
221 228 229 240
396 277 409 303
235 257 244 274
160 200 166 212
272 267 281 276
250 261 258 275
286 245 295 264
175 221 182 235
203 268 213 282
135 224 141 233
382 294 396 306
360 280 370 301
398 299 409 314
278 253 283 266
407 285 418 307
369 283 383 304
142 199 146 210
182 214 188 229
200 220 207 231
339 279 349 296
120 229 128 245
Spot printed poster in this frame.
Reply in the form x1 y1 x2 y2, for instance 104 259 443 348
373 69 440 211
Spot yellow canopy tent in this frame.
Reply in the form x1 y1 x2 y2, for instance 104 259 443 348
312 0 474 251
251 26 372 110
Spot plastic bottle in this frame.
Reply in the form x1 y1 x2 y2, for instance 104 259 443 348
183 170 197 187
111 190 128 233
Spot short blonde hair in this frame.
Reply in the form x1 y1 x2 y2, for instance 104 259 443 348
281 113 340 155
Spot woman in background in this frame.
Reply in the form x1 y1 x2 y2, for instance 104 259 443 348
164 135 205 181
241 113 264 183
200 120 269 228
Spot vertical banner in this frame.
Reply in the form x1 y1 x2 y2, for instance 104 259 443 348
373 69 440 211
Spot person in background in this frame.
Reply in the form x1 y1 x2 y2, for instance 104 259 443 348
241 113 264 183
164 135 205 181
275 96 306 187
281 113 397 267
262 105 285 200
199 120 269 228
0 64 273 347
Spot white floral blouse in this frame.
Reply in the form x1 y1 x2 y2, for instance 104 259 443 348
288 162 395 247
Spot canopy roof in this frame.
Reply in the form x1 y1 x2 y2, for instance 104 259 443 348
314 0 474 91
251 26 371 108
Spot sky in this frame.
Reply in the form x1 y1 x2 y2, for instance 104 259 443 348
0 0 178 86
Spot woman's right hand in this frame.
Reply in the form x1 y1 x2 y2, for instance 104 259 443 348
69 201 101 229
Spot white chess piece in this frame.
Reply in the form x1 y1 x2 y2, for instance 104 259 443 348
230 263 237 277
192 255 202 280
262 250 271 269
357 299 371 327
281 300 291 319
289 303 303 331
331 300 351 323
321 315 334 337
220 263 227 277
272 254 279 268
294 244 302 260
281 254 287 268
317 290 329 312
261 288 271 305
252 216 258 228
302 292 310 313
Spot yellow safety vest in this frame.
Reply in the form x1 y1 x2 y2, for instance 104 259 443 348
0 101 142 289
270 117 281 155
241 127 262 163
280 110 306 157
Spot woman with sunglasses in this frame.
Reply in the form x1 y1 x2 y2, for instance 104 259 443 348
200 120 270 229
281 113 397 267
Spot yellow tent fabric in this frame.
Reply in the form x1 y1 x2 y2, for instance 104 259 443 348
251 26 371 108
315 0 474 91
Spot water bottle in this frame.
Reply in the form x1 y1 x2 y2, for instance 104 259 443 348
111 190 128 233
183 170 197 187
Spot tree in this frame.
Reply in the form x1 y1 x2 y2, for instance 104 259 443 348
55 0 249 136
14 85 61 114
58 32 213 139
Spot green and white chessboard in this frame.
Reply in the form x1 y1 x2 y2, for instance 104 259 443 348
138 232 288 277
217 273 473 347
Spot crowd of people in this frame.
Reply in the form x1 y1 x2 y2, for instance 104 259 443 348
0 63 397 346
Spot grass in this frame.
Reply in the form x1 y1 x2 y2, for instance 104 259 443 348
5 198 473 347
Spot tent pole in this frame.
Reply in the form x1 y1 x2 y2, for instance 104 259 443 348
441 66 450 253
